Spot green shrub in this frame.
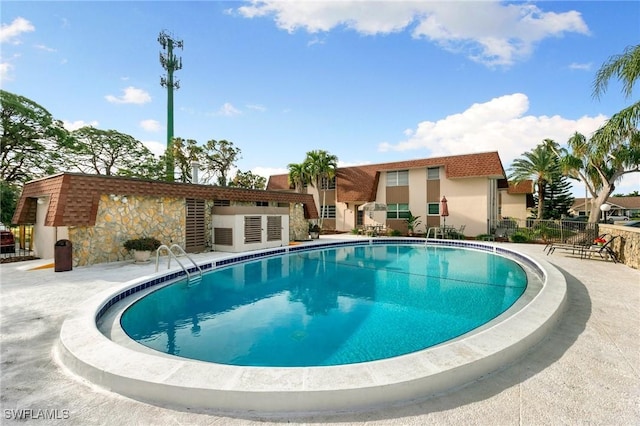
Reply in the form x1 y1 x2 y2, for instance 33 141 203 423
510 233 529 243
123 237 162 251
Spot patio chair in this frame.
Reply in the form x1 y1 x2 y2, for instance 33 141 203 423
546 232 607 256
482 227 508 242
580 235 620 263
448 225 466 240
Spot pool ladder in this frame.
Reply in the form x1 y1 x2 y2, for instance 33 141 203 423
155 244 203 285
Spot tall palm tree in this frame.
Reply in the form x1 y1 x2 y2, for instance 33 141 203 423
287 162 309 193
508 140 560 220
303 150 338 229
553 45 640 222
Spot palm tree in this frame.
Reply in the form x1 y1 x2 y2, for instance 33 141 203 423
593 44 640 101
287 162 309 193
303 150 338 229
553 45 640 222
508 140 561 220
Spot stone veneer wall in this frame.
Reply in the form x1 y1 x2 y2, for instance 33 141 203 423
599 224 640 269
289 203 308 241
69 195 185 266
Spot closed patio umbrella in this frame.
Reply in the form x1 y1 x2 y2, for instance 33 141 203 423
441 196 449 227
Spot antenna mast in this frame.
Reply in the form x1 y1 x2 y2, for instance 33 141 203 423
158 30 183 181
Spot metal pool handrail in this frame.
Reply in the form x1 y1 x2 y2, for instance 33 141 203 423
155 244 203 284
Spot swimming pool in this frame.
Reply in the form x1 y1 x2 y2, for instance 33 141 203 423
121 244 528 366
57 238 567 416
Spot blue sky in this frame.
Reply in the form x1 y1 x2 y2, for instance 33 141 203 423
2 1 639 195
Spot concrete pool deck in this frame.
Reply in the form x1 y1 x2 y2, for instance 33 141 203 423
1 239 638 425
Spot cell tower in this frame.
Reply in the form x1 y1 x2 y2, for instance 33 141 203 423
158 30 183 181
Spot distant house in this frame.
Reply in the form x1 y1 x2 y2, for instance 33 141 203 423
570 196 640 219
268 151 531 237
12 173 318 266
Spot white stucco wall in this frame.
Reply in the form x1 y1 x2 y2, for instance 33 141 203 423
501 192 530 221
33 197 68 260
212 214 289 253
440 178 491 237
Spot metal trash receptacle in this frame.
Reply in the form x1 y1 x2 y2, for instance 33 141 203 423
54 239 73 272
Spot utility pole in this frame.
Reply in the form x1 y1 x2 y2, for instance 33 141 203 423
158 30 183 182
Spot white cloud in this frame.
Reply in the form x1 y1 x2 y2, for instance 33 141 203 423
569 62 591 71
411 3 589 67
105 86 151 104
1 17 35 44
217 102 242 116
63 120 99 131
236 1 589 67
0 62 13 82
141 140 166 157
34 44 56 52
378 93 608 168
140 119 161 132
252 166 288 179
246 103 267 112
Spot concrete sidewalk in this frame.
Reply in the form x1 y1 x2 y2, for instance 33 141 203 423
1 242 638 425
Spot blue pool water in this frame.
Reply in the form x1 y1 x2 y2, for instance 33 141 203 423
120 244 527 367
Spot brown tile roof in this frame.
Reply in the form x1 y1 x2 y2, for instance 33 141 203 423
506 180 534 194
267 152 506 202
13 173 318 226
266 174 292 191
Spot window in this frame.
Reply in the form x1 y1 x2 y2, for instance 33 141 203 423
320 205 336 219
321 176 336 189
386 170 409 187
214 199 230 206
356 209 364 226
427 203 440 215
256 201 268 207
427 167 440 180
387 203 410 219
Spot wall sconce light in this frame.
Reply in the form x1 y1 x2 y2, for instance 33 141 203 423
110 194 128 203
37 198 45 205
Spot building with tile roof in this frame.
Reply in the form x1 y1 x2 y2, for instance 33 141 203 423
12 173 318 266
570 196 640 220
267 151 531 237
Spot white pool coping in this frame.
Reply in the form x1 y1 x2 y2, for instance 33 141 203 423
56 239 567 417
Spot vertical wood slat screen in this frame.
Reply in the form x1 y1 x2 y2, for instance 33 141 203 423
185 198 206 252
266 216 282 241
244 216 262 244
214 228 233 246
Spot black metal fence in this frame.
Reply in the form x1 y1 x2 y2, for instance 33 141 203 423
0 224 37 263
489 218 599 245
